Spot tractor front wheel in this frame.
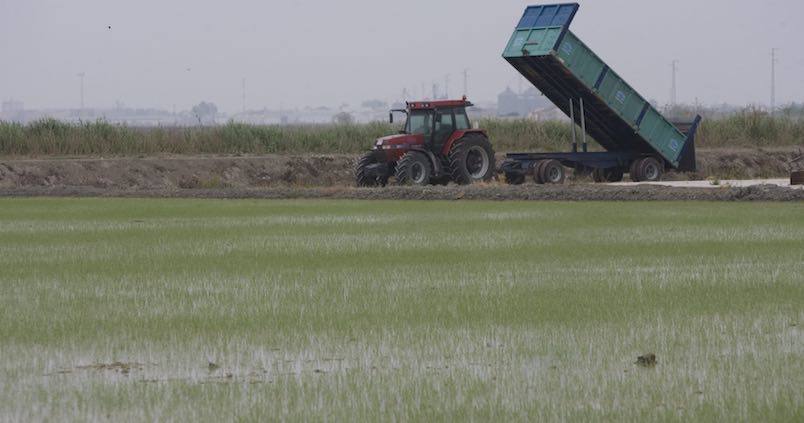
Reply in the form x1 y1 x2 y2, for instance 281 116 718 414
448 134 495 185
355 152 386 187
395 151 432 186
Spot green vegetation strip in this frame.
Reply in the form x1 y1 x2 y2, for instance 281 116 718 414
0 199 801 420
1 110 803 156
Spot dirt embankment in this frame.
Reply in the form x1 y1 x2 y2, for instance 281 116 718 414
0 148 800 191
0 155 356 190
692 148 801 180
0 148 801 201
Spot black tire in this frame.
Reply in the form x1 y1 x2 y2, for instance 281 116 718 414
505 173 525 185
637 157 663 182
629 159 643 182
531 160 546 184
448 134 495 185
395 151 432 186
540 160 565 184
355 152 384 187
593 167 625 183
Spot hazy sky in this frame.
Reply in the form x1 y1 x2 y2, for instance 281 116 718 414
2 0 803 112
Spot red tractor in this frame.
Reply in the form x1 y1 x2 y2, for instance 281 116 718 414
355 98 495 186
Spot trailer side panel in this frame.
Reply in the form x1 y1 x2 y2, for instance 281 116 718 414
503 3 696 169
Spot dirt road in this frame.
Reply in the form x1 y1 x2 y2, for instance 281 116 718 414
2 184 802 202
611 178 804 189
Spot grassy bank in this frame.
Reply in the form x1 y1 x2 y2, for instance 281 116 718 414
0 199 801 420
1 111 802 157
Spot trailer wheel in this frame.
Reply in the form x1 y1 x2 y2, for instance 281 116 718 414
637 157 663 182
395 151 432 186
531 160 546 184
448 134 495 185
593 167 624 183
356 152 385 187
629 159 643 182
540 160 566 184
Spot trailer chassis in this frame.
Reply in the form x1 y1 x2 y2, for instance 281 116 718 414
500 97 701 184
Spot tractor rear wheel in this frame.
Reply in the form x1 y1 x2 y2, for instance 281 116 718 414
448 134 495 185
355 152 385 187
395 151 432 186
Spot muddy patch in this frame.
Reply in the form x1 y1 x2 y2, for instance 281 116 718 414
47 362 148 376
636 354 657 368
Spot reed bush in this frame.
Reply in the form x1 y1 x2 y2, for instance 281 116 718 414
1 113 801 157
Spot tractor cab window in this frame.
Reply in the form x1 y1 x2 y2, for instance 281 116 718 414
433 109 455 147
405 110 433 137
454 108 471 130
434 110 454 133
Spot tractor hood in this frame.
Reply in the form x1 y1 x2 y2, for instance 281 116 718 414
374 133 425 150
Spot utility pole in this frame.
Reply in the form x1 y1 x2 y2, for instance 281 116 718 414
463 69 469 97
77 72 86 110
444 74 450 99
771 48 778 115
670 60 678 107
241 78 246 114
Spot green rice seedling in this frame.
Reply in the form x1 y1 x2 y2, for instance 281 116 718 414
0 199 801 421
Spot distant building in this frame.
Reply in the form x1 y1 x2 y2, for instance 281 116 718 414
528 106 569 122
1 100 25 122
497 87 551 117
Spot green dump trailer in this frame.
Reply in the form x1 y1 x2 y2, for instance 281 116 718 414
500 3 701 184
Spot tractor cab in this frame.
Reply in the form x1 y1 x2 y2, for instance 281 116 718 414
390 99 474 151
356 97 495 187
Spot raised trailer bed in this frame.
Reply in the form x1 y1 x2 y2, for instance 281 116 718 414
500 3 702 184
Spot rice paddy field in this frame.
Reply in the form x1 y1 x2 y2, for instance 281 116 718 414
0 198 802 421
